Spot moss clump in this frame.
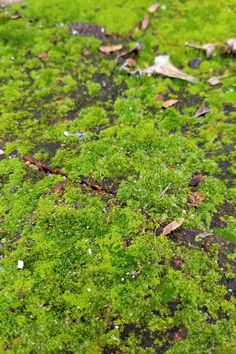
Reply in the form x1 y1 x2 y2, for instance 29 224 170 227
0 0 235 352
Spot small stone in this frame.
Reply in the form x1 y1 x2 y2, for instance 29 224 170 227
188 58 201 69
0 149 4 155
17 260 24 270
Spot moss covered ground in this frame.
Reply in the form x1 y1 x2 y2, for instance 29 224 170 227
0 0 236 352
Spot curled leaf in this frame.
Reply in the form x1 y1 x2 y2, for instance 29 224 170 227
226 38 236 54
142 55 198 83
99 45 123 54
162 218 184 236
116 42 142 63
185 42 216 58
148 3 160 13
189 173 206 186
194 102 211 117
162 99 178 109
207 76 220 86
188 192 206 207
141 15 150 30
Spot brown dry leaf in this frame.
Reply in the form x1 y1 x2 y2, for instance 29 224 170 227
116 42 142 63
162 99 178 109
171 257 185 269
207 76 220 86
148 3 160 13
142 55 198 83
185 42 216 58
99 45 123 54
141 15 150 30
189 173 206 186
194 102 211 117
162 218 184 236
38 52 48 61
125 58 137 67
188 192 206 207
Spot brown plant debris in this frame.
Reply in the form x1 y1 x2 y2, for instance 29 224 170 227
162 218 185 236
22 156 67 176
194 102 211 117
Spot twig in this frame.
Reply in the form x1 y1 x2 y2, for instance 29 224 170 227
159 183 171 199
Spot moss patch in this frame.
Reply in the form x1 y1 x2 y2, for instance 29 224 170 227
0 0 236 352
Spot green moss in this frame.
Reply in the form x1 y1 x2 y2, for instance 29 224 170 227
0 0 236 352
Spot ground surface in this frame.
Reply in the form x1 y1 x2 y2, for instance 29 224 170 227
0 0 236 353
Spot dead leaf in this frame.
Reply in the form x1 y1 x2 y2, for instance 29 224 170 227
11 11 21 19
99 45 123 54
142 55 198 83
162 99 178 109
38 52 48 61
226 38 236 54
140 15 150 30
189 173 206 186
53 182 65 196
194 102 211 117
156 94 165 101
188 192 206 207
207 76 220 86
185 42 216 58
162 218 184 236
116 42 142 63
125 58 137 67
169 326 188 342
148 3 160 13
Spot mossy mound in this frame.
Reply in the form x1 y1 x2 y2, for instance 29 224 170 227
0 0 235 352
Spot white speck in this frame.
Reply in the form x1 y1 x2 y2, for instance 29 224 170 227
0 149 4 155
101 27 105 33
87 288 92 292
112 336 120 342
228 289 233 292
11 56 15 61
59 22 65 27
17 260 24 270
63 131 70 137
88 248 92 255
114 325 119 329
161 5 166 10
121 277 125 281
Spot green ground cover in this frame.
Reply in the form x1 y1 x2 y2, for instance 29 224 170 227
0 0 236 352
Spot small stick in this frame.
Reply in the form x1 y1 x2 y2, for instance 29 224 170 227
159 183 171 199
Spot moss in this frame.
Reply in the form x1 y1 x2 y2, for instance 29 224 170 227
0 0 236 352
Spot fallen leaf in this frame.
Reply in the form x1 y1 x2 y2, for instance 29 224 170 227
11 11 21 19
226 38 236 54
188 192 206 207
99 45 123 54
189 173 206 186
194 102 211 117
188 58 201 69
116 42 142 63
162 218 184 236
148 3 160 13
207 76 220 86
142 55 198 83
124 58 137 67
185 42 216 58
141 15 150 30
38 51 48 61
71 23 106 39
162 99 178 109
